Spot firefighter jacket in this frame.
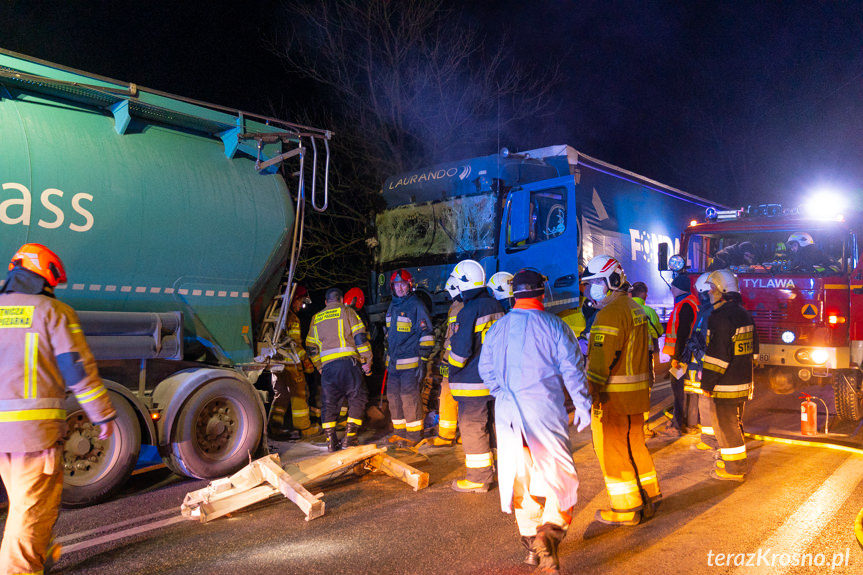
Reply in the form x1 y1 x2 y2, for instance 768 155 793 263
586 291 651 415
701 298 758 399
0 292 116 453
447 287 504 393
479 303 591 513
683 302 715 393
631 296 662 342
662 293 698 359
305 302 372 370
385 292 434 371
438 299 464 378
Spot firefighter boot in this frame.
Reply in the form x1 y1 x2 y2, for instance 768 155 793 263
532 523 565 574
521 536 539 566
44 541 62 574
595 509 642 526
325 429 341 452
341 422 361 449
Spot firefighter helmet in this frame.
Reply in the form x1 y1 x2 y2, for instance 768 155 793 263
487 271 514 300
390 269 413 289
344 287 365 310
787 232 814 248
451 259 485 292
292 285 311 309
694 272 712 294
512 269 547 299
582 255 627 290
706 269 739 294
9 243 66 287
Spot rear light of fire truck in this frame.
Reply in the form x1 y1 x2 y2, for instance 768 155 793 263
827 314 846 325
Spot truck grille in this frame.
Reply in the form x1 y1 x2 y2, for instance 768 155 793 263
749 309 787 344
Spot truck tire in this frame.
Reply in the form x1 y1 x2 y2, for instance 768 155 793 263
165 378 263 479
61 393 141 508
834 370 863 422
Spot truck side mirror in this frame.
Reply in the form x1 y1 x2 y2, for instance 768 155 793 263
508 189 531 244
658 242 669 271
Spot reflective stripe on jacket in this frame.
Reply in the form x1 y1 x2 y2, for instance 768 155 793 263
438 299 464 377
385 293 434 370
448 288 504 390
587 292 651 415
305 303 372 369
701 300 758 399
0 293 116 452
662 294 698 358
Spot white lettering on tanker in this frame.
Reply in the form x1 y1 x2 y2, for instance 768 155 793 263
742 278 797 289
630 228 679 263
1 183 94 232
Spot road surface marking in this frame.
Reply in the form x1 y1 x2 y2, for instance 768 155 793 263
62 515 188 554
56 507 178 544
732 454 862 574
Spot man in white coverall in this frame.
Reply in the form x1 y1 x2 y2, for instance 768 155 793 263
479 269 591 575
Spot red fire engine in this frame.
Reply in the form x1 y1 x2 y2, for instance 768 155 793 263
664 203 863 422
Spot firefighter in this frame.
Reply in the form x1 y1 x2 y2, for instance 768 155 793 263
448 259 505 492
384 269 435 445
487 271 514 312
787 232 840 274
268 286 318 440
629 281 662 438
0 244 117 575
479 269 591 573
305 288 373 451
432 274 462 447
685 273 719 452
701 269 758 482
661 272 699 435
583 255 661 526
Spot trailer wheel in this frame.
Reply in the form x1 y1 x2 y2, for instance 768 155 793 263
834 370 863 422
61 393 141 508
166 378 263 479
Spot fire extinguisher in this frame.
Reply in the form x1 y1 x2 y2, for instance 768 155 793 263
800 393 817 436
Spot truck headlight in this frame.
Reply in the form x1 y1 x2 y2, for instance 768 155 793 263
810 349 829 364
781 331 796 344
669 255 686 272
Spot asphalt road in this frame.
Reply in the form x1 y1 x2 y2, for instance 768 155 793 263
9 384 863 575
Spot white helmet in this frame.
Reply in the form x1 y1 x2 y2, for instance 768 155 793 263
582 255 627 291
487 271 514 300
451 259 485 292
694 272 712 294
706 269 739 294
445 274 460 299
787 232 813 248
582 255 627 308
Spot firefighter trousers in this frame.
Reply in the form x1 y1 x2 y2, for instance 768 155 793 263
591 408 661 514
454 395 495 485
320 358 367 432
269 370 295 433
0 446 63 575
284 363 312 431
513 446 573 536
713 397 747 475
670 375 698 431
437 377 459 441
386 366 424 443
698 394 718 450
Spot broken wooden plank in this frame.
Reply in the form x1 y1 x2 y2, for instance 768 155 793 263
198 484 278 523
257 456 325 521
282 444 385 485
367 453 429 491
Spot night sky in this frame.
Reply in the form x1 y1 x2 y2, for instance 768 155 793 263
2 1 862 208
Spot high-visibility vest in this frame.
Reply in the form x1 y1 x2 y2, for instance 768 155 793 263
662 294 698 357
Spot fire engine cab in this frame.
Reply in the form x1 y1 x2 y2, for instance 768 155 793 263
664 203 863 422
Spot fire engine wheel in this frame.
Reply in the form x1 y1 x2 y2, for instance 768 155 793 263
166 378 263 479
61 393 141 508
833 370 863 422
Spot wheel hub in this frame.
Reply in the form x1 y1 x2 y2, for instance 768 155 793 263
195 400 237 455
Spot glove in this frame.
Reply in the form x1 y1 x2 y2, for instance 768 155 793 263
572 405 591 433
303 358 315 374
361 362 372 375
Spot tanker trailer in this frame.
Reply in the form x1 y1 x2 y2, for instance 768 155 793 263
0 49 332 506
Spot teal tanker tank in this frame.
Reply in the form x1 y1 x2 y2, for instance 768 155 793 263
0 49 332 506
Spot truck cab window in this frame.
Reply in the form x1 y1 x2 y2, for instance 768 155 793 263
506 188 566 248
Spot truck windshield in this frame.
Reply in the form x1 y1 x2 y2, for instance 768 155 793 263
376 194 498 267
685 229 851 275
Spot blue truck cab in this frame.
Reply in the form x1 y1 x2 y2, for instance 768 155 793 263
369 145 720 327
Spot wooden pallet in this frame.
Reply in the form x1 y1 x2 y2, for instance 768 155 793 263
181 445 428 523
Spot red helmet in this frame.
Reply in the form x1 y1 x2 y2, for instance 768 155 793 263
9 243 66 287
345 287 365 310
291 285 311 308
390 269 413 290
